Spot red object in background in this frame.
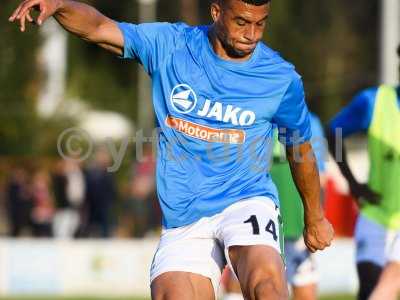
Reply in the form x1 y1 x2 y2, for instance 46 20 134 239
324 178 359 237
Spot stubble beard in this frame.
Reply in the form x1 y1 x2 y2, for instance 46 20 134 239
216 27 252 59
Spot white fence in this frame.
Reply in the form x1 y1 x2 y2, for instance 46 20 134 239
0 239 158 297
0 238 357 297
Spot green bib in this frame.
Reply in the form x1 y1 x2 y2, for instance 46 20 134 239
271 133 304 239
362 85 400 229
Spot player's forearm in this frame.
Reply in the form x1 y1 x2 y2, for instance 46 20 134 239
286 143 324 225
54 0 111 43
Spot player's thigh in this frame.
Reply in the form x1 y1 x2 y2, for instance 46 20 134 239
229 244 287 299
151 271 215 300
150 219 224 299
218 198 286 293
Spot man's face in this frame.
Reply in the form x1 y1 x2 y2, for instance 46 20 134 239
211 0 270 58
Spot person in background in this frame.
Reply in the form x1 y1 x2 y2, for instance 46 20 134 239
52 159 85 238
327 44 400 300
84 147 116 238
369 233 400 300
118 144 156 238
31 169 55 237
5 167 33 237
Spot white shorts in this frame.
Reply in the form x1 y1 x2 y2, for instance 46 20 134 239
150 197 282 294
388 233 400 263
355 214 399 266
284 238 318 287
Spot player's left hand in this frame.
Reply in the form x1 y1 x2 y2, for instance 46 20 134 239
303 217 334 253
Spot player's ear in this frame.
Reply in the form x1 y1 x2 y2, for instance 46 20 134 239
210 1 222 23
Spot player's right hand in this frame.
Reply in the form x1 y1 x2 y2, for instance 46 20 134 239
349 181 381 206
8 0 62 32
304 217 334 253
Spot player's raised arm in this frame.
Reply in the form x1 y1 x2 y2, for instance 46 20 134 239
9 0 124 56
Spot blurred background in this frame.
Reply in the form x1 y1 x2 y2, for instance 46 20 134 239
0 0 399 299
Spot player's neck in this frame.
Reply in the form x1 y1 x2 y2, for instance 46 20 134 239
208 26 252 62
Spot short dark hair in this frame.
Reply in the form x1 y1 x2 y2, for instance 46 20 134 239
240 0 271 5
216 0 271 6
241 0 271 5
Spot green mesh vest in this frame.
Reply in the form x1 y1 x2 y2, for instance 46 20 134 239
362 85 400 229
270 133 305 239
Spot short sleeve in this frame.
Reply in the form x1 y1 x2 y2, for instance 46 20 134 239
117 22 187 75
272 75 311 146
328 87 377 138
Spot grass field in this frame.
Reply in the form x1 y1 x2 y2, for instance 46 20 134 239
0 296 355 300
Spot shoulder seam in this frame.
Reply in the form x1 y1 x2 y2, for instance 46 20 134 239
152 23 189 74
271 76 297 120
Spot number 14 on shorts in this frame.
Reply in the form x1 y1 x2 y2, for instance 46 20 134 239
244 215 279 241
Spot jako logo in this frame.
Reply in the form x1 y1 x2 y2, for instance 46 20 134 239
170 84 256 126
170 84 198 114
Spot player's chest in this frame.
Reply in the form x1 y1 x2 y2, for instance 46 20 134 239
159 58 286 127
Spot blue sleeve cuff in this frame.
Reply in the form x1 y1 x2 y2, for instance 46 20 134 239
117 22 139 60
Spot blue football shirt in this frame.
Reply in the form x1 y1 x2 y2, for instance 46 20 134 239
118 22 311 228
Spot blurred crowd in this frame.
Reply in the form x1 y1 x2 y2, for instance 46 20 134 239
0 146 160 239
